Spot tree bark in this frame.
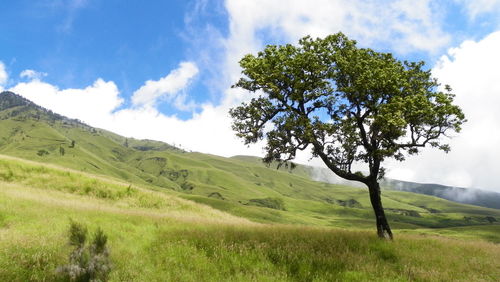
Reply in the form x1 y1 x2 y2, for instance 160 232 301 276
367 181 393 240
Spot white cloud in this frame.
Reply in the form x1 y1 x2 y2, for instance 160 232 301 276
131 62 199 110
7 62 263 158
20 69 47 80
105 90 264 157
0 61 8 90
138 0 456 162
9 78 123 127
385 31 500 192
224 0 450 56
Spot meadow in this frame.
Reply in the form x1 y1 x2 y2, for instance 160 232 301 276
1 156 499 281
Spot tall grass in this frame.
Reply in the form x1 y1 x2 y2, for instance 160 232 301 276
2 211 498 281
147 225 499 281
0 157 217 213
1 156 499 281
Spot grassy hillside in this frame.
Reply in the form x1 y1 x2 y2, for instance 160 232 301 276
0 91 499 234
1 156 499 281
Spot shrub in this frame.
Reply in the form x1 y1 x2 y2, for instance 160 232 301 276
181 181 194 191
208 192 225 200
248 197 286 210
56 221 111 282
0 168 14 181
37 149 49 156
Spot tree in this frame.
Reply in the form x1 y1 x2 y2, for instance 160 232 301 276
229 33 465 239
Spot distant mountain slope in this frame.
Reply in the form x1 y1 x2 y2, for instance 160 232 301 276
231 155 500 210
1 90 499 229
382 179 500 210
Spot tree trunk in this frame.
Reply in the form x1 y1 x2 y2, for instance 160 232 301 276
367 181 393 240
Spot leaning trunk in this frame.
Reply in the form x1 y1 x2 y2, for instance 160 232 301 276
367 181 393 240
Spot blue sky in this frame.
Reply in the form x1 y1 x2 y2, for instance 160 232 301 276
1 0 500 191
1 0 219 114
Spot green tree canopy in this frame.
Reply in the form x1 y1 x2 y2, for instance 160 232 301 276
230 32 466 239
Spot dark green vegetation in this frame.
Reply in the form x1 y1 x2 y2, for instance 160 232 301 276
0 91 499 280
229 32 465 238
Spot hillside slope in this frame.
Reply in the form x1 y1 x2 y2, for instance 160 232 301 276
1 91 499 231
1 155 499 281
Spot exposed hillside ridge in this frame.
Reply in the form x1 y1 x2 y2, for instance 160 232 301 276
0 91 85 126
0 91 181 151
0 91 35 110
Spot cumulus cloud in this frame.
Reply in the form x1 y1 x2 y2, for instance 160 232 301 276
0 61 8 89
9 78 123 127
385 31 500 192
105 89 264 157
6 63 263 158
131 62 199 110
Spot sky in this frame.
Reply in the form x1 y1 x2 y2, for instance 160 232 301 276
1 0 500 192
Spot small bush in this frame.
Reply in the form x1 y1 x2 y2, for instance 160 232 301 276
248 197 286 210
37 149 50 156
181 181 194 191
56 221 111 282
0 168 14 181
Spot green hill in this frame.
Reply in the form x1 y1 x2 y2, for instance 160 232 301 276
1 151 499 281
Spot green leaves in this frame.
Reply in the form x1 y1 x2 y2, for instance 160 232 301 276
230 32 466 183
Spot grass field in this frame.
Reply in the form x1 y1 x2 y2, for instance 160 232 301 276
1 155 499 281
